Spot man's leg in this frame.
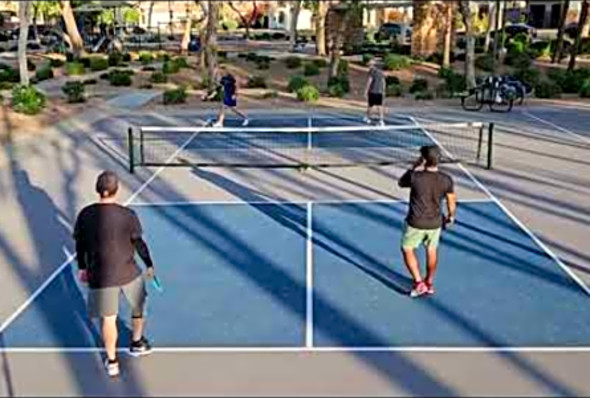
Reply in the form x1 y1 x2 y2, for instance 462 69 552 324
379 104 384 123
102 315 118 361
402 248 423 282
215 104 226 126
132 316 144 343
229 106 248 121
124 276 152 356
425 247 438 286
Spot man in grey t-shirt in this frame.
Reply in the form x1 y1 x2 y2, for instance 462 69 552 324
364 59 386 126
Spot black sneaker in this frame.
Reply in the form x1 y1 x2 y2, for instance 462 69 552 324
129 337 152 357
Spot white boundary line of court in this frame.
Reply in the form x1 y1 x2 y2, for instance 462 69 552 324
410 116 590 297
0 132 201 335
3 346 590 354
129 198 494 206
306 202 314 349
522 111 590 146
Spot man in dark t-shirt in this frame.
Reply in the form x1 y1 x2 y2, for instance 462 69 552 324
364 59 386 126
74 171 155 377
398 146 456 297
207 66 249 127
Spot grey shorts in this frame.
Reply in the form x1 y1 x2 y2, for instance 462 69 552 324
87 275 147 318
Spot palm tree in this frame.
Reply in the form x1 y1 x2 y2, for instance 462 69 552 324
553 0 570 63
568 0 589 71
459 0 476 88
60 0 84 57
204 0 219 88
18 0 31 85
442 1 454 68
312 0 329 56
289 0 302 51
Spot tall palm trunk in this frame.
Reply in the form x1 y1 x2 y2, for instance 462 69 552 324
60 0 84 57
484 1 495 53
442 1 454 68
568 0 589 71
459 0 476 88
553 0 570 63
315 0 328 56
168 0 174 37
205 0 218 89
147 1 155 31
289 0 302 51
18 1 31 85
492 0 502 70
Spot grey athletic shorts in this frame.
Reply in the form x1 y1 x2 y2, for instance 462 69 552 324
87 275 147 318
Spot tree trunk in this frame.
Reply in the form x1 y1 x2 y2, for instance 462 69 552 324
315 0 328 56
484 1 495 53
228 1 255 40
412 0 439 57
442 1 453 68
289 0 302 51
205 0 218 89
31 3 40 44
18 1 31 85
492 0 501 69
328 7 349 78
60 0 84 57
459 0 476 88
168 0 174 36
568 0 589 71
553 0 570 63
147 1 155 31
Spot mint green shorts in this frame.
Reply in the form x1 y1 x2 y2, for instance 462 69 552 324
401 224 442 249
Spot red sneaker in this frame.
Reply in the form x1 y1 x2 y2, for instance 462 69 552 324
426 282 435 295
410 281 428 298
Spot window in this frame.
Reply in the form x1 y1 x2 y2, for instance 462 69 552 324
278 11 286 25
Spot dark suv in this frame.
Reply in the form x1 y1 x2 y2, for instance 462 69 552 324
376 23 412 45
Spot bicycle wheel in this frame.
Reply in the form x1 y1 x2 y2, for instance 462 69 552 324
490 87 515 113
461 88 484 111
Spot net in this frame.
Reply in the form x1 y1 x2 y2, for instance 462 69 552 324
128 122 493 172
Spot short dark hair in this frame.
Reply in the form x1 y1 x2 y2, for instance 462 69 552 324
420 145 441 167
95 170 119 198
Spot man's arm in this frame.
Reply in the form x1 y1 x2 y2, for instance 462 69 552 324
132 238 154 269
398 157 424 188
365 74 372 98
445 192 457 223
73 217 89 283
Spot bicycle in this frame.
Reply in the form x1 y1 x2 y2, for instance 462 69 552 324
461 76 518 113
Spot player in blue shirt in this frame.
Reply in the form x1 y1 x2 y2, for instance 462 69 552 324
207 66 249 127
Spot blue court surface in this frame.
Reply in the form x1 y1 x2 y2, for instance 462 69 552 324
1 200 590 350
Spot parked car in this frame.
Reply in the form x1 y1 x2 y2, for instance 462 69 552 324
375 23 412 46
490 23 538 41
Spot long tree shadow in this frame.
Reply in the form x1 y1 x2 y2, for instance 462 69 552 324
188 168 580 396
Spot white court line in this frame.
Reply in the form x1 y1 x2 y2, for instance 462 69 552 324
523 111 590 146
410 116 590 297
306 202 314 349
129 198 494 207
3 346 590 354
0 131 201 335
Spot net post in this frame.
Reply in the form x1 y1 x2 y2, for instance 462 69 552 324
139 127 145 165
128 127 135 174
487 123 494 170
476 124 484 162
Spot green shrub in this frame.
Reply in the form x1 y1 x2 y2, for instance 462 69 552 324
163 86 187 104
122 52 132 62
27 60 36 72
530 40 552 59
337 59 349 76
11 84 46 115
515 67 541 87
150 71 168 83
285 56 302 69
173 56 190 69
304 62 320 76
61 81 85 103
108 69 133 86
534 80 562 98
49 58 65 68
548 68 590 93
435 83 453 98
0 82 14 90
99 72 110 80
34 66 54 82
580 79 590 98
157 52 171 62
288 75 309 93
246 52 258 62
505 50 532 69
409 78 428 94
162 60 180 74
297 84 320 102
386 83 403 97
255 57 270 70
139 83 154 90
438 68 466 94
313 58 328 68
139 52 154 65
108 51 124 67
361 53 374 66
383 54 411 71
547 68 567 88
65 62 85 76
385 75 401 87
90 56 109 71
222 20 239 31
414 91 434 100
246 75 267 88
0 66 19 83
83 79 97 85
327 82 347 98
475 54 494 72
327 75 350 93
